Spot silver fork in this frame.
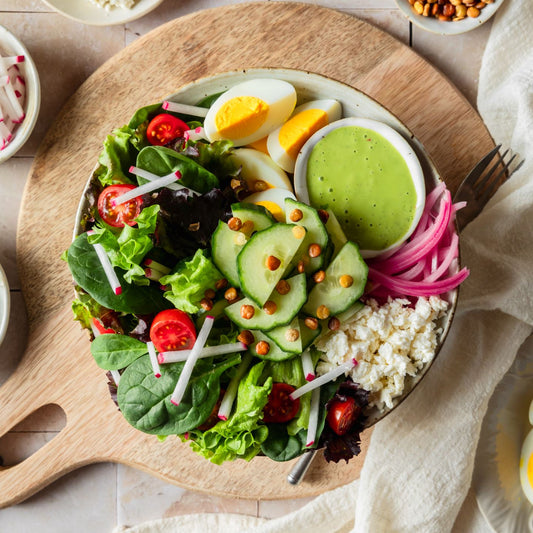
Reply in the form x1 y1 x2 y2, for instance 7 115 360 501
454 144 525 230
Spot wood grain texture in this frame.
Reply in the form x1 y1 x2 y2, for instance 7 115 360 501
1 2 494 507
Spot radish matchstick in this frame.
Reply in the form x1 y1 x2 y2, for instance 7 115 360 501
301 349 315 381
290 359 357 400
147 341 162 378
114 171 182 205
158 342 247 364
170 316 214 406
87 230 122 295
217 352 253 421
162 100 209 118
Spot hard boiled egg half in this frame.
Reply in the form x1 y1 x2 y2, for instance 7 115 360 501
204 79 297 146
230 148 293 194
243 188 296 223
267 99 342 173
520 400 533 505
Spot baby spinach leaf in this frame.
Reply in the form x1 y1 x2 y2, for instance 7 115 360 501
136 145 219 194
260 424 307 462
117 353 241 436
67 232 170 314
91 334 147 370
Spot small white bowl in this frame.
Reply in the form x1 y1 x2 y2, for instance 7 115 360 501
0 262 10 346
395 0 504 35
294 117 426 258
0 25 41 164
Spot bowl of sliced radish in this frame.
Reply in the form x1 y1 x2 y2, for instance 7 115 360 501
68 68 467 465
0 25 40 163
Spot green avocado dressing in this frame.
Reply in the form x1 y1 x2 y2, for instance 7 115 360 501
306 126 417 252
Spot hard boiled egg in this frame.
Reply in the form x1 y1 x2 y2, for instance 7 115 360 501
243 188 296 222
520 427 533 504
230 148 293 194
204 79 297 146
267 99 342 173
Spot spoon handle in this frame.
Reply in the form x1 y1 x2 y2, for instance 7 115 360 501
287 449 318 485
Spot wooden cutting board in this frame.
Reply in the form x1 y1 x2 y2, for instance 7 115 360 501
0 2 493 507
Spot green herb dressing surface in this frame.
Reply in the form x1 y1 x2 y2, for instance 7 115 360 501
306 126 417 251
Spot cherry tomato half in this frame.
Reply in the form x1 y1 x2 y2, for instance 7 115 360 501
91 317 115 335
146 113 189 146
326 397 362 436
149 309 197 353
97 184 142 228
262 383 300 424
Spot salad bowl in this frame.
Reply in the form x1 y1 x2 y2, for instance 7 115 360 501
72 67 459 451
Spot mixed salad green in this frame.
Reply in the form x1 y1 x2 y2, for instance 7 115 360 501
65 94 370 465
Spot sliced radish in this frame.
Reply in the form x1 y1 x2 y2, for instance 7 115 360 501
147 341 162 378
301 349 315 381
217 352 253 421
128 165 200 196
1 55 24 68
110 370 121 386
306 387 321 447
87 231 122 295
162 100 209 118
170 316 214 406
290 359 357 400
114 171 182 205
184 127 206 142
159 342 247 364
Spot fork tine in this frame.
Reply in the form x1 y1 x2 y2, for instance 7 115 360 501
478 154 523 205
453 144 501 201
474 148 509 192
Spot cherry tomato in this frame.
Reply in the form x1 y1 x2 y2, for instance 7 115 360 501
149 309 197 353
326 397 362 436
92 317 115 335
146 113 189 146
262 383 300 424
97 184 142 228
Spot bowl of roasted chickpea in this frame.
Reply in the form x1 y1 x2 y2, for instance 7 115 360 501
396 0 504 34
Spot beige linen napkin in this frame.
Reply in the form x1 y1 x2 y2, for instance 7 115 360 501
115 1 533 531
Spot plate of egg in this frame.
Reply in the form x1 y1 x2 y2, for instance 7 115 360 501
472 334 533 532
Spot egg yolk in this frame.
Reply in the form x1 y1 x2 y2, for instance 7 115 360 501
279 109 329 160
215 96 269 139
527 453 533 489
247 136 269 154
255 200 284 222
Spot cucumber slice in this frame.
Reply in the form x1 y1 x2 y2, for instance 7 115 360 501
231 202 276 231
325 208 348 259
303 241 368 317
211 204 275 287
248 330 296 362
299 318 322 350
237 224 306 306
285 198 329 275
264 317 302 354
224 274 307 331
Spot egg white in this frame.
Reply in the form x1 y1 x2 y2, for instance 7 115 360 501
231 148 293 193
204 79 297 146
267 99 342 173
520 428 533 505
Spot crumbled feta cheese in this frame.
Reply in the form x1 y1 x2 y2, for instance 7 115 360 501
316 296 448 411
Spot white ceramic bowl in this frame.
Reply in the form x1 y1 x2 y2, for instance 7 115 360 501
395 0 504 35
0 262 10 346
0 25 41 164
42 0 164 26
294 117 426 258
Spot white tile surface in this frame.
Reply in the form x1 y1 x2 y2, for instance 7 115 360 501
0 462 117 533
0 1 492 531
